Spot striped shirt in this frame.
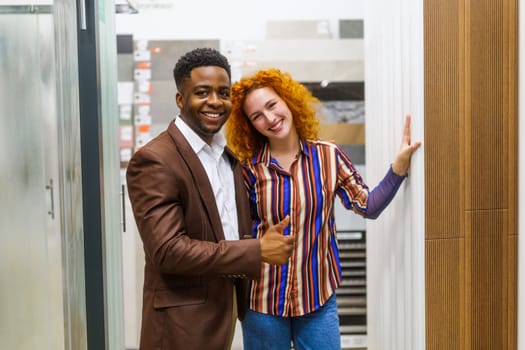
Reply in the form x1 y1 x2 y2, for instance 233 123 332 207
243 139 370 317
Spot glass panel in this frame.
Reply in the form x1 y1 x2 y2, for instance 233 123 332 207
0 2 87 349
0 9 65 350
54 0 88 348
99 1 126 348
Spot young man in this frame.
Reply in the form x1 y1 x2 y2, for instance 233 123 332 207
126 48 295 350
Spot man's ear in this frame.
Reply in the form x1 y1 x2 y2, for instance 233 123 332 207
175 91 183 109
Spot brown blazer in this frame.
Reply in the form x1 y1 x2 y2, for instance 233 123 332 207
126 121 261 350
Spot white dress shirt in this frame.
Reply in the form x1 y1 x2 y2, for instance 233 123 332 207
174 117 239 241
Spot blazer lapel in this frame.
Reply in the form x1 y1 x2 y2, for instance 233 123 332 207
225 147 251 239
167 122 225 242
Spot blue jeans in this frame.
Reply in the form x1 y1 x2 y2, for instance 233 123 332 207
241 294 341 350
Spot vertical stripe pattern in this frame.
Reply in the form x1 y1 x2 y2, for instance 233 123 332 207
243 139 369 316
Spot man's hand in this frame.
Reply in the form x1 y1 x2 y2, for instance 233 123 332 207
260 216 295 265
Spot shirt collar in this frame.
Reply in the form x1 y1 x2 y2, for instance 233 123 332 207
175 116 226 158
252 139 310 166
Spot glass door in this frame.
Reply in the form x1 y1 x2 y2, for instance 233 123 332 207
0 2 87 349
0 4 65 350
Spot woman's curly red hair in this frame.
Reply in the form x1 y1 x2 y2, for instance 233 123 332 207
225 68 320 163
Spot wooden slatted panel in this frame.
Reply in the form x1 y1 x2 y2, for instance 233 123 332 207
504 0 519 236
507 235 517 350
424 0 463 241
466 211 506 349
466 0 506 211
424 1 465 346
425 239 464 350
424 0 517 349
504 2 518 347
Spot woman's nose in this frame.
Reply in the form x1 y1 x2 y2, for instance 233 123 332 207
263 112 276 123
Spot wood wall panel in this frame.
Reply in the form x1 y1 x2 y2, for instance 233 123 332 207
424 0 462 240
466 0 507 211
424 0 517 348
425 239 464 350
466 211 506 349
507 235 517 350
504 0 519 236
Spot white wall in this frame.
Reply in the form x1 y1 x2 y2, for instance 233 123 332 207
364 1 425 350
116 0 364 39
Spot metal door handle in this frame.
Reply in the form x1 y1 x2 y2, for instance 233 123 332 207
78 0 87 30
46 179 55 219
121 184 126 232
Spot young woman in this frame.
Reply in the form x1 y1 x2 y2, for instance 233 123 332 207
225 68 421 350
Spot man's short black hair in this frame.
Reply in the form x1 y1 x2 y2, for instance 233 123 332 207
173 47 231 90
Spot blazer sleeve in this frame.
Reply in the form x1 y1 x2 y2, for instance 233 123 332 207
126 141 262 279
